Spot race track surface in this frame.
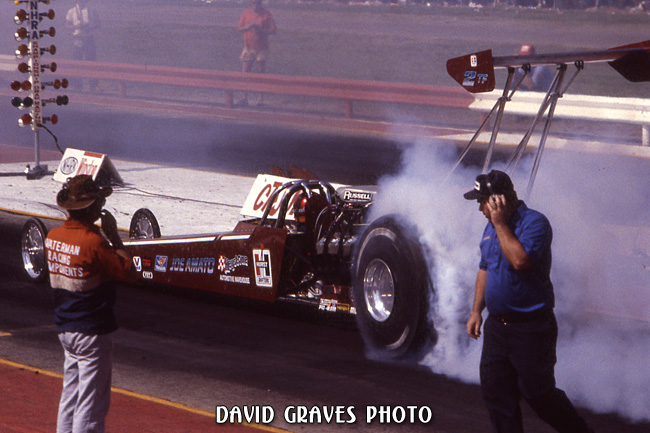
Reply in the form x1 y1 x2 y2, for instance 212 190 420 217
1 154 648 432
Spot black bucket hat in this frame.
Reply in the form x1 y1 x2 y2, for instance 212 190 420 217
57 175 112 210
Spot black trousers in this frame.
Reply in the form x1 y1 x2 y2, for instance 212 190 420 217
480 312 592 433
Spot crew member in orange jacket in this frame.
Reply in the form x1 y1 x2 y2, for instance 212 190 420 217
45 175 132 433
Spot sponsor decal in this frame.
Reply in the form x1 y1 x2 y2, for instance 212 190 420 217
142 258 153 270
253 249 273 287
219 275 251 284
319 299 337 313
343 189 373 202
133 256 142 272
170 257 216 274
241 174 344 220
318 299 353 314
60 157 78 175
462 70 489 87
76 155 101 178
143 271 154 279
154 256 168 272
45 238 81 256
53 148 122 185
45 238 84 278
217 255 249 274
252 180 287 217
336 303 351 314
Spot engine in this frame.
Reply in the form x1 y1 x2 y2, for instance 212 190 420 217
313 186 376 258
261 180 376 309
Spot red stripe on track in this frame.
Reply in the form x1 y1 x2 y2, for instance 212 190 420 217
0 363 267 433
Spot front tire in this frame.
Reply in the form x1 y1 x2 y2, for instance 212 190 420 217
353 215 433 360
129 208 161 239
21 218 49 283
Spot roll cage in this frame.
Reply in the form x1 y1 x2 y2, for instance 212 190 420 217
259 179 338 228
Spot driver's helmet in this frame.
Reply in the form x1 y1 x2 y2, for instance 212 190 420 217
292 192 329 227
294 193 309 224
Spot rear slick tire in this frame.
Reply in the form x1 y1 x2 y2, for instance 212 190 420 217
353 215 433 360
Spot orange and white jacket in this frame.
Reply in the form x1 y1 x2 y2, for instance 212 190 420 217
45 219 132 334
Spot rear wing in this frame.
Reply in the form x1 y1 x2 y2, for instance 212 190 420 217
445 40 650 198
447 40 650 93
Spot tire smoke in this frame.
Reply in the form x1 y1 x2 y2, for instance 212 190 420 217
371 140 650 422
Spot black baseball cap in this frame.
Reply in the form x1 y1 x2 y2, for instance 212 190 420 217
463 170 514 201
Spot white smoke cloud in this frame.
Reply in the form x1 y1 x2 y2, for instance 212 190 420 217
371 140 650 422
533 149 650 422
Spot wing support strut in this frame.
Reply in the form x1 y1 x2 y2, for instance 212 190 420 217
446 41 649 198
448 59 587 199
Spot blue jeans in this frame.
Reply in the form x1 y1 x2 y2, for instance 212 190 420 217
480 313 592 433
57 332 113 433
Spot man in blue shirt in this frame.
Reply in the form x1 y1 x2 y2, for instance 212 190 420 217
464 170 592 433
513 44 554 92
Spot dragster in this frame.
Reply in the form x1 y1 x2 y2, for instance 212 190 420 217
19 41 650 360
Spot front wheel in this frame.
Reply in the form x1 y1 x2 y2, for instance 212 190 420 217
353 215 433 360
129 208 161 239
21 218 49 283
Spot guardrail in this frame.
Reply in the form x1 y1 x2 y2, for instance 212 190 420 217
2 55 649 145
470 91 650 146
52 57 475 118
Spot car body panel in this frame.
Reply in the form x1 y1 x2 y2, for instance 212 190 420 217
124 221 287 303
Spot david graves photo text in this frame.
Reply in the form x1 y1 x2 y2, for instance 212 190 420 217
215 405 433 425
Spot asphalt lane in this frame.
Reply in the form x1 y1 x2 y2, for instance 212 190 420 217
2 211 649 432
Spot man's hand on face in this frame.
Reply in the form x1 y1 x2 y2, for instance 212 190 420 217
488 194 508 226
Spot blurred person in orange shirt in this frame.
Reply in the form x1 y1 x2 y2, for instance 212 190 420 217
237 0 276 106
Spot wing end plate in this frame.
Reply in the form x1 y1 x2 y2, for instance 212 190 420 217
608 40 650 83
446 49 496 94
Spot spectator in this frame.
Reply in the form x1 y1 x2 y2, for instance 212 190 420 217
237 0 277 106
66 0 101 92
514 44 554 92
